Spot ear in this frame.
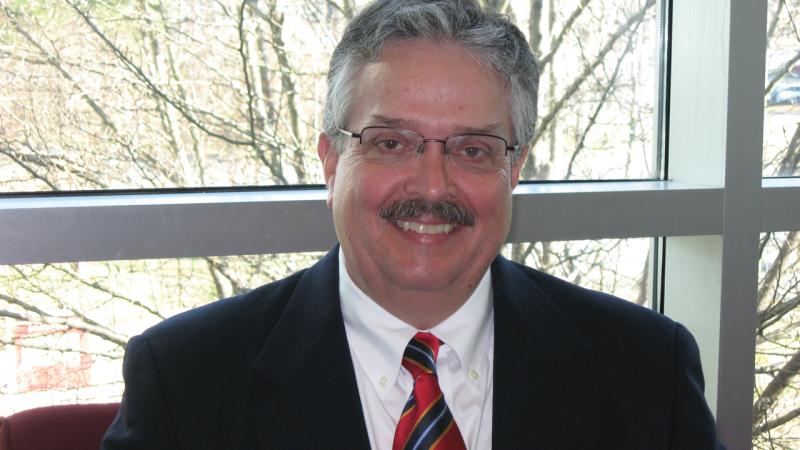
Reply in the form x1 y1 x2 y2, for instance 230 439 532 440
510 146 529 188
317 133 340 208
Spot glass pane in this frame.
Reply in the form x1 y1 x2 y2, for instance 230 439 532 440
764 1 800 177
753 231 800 448
0 252 325 415
502 238 653 306
0 0 661 193
0 1 331 191
520 0 661 181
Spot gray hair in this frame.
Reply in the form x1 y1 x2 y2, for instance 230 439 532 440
322 0 540 163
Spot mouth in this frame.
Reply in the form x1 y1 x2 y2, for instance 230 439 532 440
379 199 476 234
395 220 456 235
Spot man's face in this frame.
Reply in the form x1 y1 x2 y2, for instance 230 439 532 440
319 40 526 301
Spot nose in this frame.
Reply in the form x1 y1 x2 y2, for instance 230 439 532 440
404 140 457 201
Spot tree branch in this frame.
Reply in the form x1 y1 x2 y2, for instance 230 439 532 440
753 347 800 424
754 404 800 436
530 0 655 149
565 15 639 178
66 0 254 147
539 0 592 69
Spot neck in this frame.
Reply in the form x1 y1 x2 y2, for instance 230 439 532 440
341 257 487 330
369 287 474 330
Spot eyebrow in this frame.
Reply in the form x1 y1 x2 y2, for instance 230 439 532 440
369 115 504 135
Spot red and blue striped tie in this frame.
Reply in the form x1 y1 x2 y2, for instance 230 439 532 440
392 332 467 450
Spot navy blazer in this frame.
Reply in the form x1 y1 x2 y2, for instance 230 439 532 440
102 248 723 449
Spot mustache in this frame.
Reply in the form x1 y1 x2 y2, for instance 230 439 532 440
379 198 475 227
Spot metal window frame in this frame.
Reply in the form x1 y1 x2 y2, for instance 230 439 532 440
1 181 726 265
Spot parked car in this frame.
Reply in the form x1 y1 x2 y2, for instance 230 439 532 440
768 84 800 105
767 62 800 107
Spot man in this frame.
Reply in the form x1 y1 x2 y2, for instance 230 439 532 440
103 1 724 449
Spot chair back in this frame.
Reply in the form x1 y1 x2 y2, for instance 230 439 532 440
0 403 120 450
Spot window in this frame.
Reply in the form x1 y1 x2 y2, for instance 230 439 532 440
1 0 659 192
0 1 797 449
753 2 800 446
504 238 654 306
520 0 662 180
764 1 800 177
0 252 325 414
753 232 800 449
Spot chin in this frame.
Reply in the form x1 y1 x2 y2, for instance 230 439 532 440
390 272 463 292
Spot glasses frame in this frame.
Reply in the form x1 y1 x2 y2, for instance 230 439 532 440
338 126 519 159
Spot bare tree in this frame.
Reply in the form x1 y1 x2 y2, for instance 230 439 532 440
751 2 800 446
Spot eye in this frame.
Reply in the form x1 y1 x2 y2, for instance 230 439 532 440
452 141 492 160
368 131 410 154
461 145 489 158
376 138 404 152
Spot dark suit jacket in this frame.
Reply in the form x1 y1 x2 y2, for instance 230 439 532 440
102 248 723 449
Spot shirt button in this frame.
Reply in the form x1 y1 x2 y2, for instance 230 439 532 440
379 376 388 388
469 369 479 380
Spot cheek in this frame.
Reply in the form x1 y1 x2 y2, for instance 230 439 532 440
482 192 512 223
462 175 513 213
333 162 394 211
330 157 361 202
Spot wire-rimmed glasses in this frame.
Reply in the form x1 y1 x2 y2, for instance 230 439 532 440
338 126 517 172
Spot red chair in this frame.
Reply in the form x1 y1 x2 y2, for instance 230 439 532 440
0 403 119 450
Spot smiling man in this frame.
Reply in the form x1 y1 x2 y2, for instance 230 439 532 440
103 1 724 449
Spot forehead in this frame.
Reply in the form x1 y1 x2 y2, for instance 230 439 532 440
348 40 512 134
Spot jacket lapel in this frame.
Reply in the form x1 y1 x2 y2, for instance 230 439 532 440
248 248 371 450
491 257 596 450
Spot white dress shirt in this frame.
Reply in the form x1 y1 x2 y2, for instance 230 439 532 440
338 251 494 450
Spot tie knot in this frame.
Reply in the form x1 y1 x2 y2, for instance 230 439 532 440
401 332 441 379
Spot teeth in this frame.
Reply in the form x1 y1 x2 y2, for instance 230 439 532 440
396 220 455 235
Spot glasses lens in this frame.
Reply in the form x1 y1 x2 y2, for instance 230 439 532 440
446 135 507 171
360 127 419 164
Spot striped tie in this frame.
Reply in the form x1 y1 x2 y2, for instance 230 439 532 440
392 332 467 450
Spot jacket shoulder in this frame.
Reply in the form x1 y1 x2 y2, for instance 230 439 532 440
504 259 679 348
138 268 308 360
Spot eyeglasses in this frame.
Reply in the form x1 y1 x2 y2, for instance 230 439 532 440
338 126 517 172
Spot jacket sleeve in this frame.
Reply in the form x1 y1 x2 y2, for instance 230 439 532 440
669 323 727 450
102 334 180 450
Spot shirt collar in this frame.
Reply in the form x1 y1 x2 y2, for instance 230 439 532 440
429 270 493 377
338 249 493 399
